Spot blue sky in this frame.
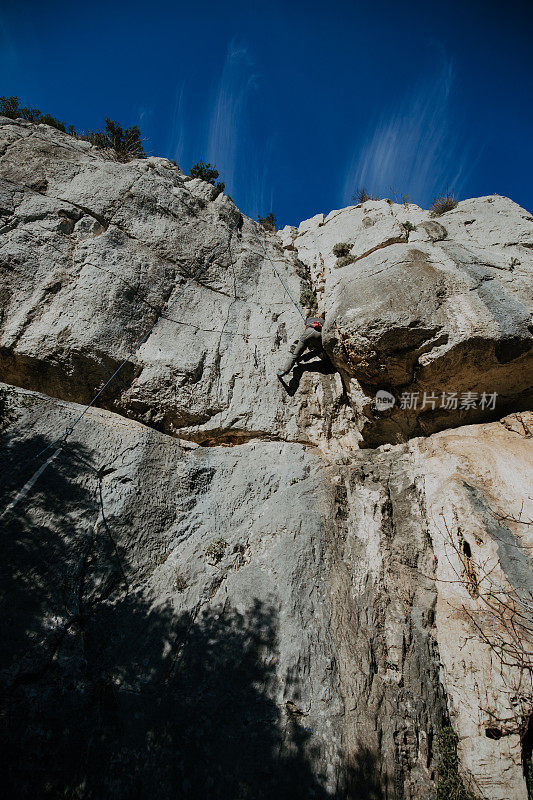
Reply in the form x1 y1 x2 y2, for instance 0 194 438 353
1 0 532 226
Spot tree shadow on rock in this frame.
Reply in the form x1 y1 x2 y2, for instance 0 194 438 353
0 429 332 800
281 353 337 397
341 746 385 800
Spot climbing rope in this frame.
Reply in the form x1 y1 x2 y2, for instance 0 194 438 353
0 445 62 520
250 224 306 321
3 229 291 336
2 218 241 494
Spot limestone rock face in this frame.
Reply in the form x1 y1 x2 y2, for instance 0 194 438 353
1 120 532 800
289 198 533 446
0 117 339 447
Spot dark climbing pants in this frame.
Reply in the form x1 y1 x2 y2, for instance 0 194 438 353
282 328 324 374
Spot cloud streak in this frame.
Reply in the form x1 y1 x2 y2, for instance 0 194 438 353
169 39 275 218
168 82 186 164
242 133 277 220
206 40 259 195
342 58 480 207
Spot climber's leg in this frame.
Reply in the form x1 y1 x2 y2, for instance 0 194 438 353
278 328 325 377
278 338 307 377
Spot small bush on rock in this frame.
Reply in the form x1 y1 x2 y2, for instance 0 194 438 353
0 95 66 132
436 726 480 800
0 96 19 118
388 187 411 206
430 190 458 217
205 537 227 564
336 254 356 268
258 213 277 232
175 573 188 592
353 187 370 203
190 159 225 196
352 187 380 204
332 242 352 258
300 286 318 310
83 118 144 161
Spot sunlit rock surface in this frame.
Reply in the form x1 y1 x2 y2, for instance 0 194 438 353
1 119 532 799
286 196 533 446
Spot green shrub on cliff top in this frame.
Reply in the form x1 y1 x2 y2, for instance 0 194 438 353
0 95 66 132
190 159 225 196
258 212 277 232
1 96 145 162
430 189 458 217
83 118 144 161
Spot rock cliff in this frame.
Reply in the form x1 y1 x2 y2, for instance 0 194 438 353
1 117 532 800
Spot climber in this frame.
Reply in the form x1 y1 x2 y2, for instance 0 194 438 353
277 312 326 378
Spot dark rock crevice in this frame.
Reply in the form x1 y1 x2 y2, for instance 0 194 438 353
323 453 447 797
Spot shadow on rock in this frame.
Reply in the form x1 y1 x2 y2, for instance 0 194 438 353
0 430 333 799
280 354 337 397
342 746 385 800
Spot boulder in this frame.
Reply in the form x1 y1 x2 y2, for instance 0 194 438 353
291 197 533 445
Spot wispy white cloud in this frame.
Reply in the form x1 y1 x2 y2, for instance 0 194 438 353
243 133 277 220
206 39 259 196
342 57 481 207
169 39 275 217
168 82 186 164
